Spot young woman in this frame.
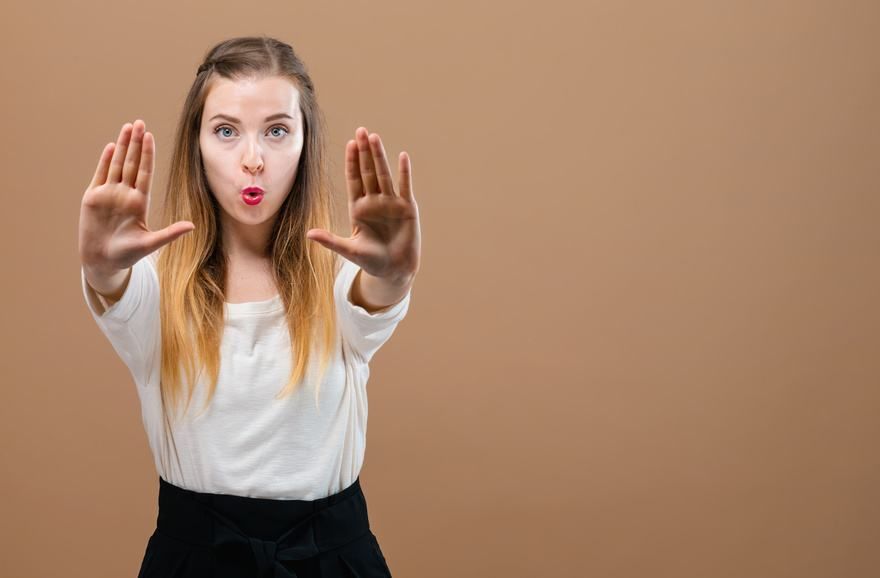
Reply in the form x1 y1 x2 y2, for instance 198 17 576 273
78 36 421 577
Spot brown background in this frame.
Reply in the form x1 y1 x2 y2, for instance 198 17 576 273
2 0 879 576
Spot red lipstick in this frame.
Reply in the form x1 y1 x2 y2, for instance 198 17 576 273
241 186 265 206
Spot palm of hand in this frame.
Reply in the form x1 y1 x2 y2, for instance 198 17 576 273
348 192 420 278
307 127 421 281
80 120 195 270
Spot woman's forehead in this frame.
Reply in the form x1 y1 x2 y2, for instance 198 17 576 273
203 76 301 120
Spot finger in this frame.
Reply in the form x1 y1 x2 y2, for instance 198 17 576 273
345 139 364 202
143 221 195 254
135 131 156 195
107 123 133 183
306 228 358 261
369 133 396 196
356 127 380 195
398 151 414 202
89 142 116 189
122 120 145 188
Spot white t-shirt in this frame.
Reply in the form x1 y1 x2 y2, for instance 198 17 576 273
81 251 411 500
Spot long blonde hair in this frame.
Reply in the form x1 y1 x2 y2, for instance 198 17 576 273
154 37 339 469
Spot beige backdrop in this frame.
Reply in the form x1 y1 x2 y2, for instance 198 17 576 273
2 0 879 576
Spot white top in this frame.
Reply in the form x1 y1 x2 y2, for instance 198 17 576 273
81 252 411 500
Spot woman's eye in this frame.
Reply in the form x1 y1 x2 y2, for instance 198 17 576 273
213 125 289 139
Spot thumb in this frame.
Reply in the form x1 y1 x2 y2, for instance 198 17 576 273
307 229 357 260
145 221 195 253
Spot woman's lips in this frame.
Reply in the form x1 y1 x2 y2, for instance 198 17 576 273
241 190 264 205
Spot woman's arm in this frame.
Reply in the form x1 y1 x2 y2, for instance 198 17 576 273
307 127 421 313
349 268 415 314
83 265 133 310
78 119 193 313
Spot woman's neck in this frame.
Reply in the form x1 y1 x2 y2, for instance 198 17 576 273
220 216 275 261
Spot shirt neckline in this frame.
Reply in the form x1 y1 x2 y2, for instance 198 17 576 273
224 294 284 316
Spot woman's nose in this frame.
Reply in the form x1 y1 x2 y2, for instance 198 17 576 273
243 158 263 173
242 142 263 172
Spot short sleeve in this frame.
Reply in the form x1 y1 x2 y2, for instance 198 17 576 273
81 252 161 386
334 256 412 363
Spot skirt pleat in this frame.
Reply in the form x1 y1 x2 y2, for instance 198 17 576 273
323 531 392 578
137 529 209 577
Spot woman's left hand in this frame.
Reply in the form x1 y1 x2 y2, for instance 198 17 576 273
307 127 421 283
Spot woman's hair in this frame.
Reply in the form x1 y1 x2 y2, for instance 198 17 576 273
154 36 339 455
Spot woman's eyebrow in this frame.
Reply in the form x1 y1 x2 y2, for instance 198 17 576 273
209 113 294 123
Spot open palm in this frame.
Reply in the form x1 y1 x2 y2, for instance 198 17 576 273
79 120 194 272
307 127 421 281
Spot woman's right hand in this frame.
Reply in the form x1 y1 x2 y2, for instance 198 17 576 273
78 119 195 272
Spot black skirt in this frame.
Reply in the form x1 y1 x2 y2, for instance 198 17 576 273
137 476 393 577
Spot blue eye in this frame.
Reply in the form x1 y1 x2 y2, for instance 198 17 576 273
213 125 289 139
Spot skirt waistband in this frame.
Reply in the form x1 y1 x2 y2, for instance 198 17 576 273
155 476 371 577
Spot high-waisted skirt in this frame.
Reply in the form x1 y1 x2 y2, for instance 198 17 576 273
136 476 393 577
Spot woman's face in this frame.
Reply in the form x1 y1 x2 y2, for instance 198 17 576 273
199 75 305 231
